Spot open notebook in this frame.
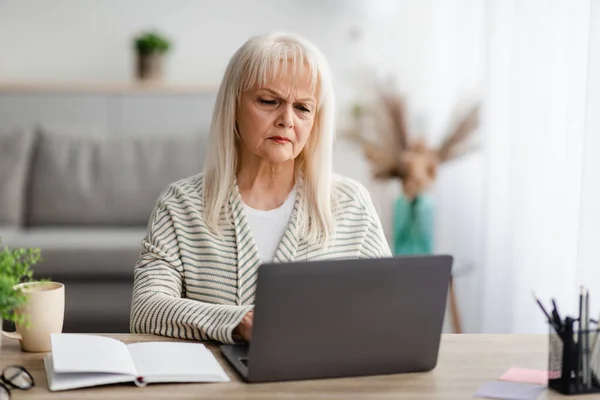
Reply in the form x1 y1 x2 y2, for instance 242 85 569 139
44 334 230 391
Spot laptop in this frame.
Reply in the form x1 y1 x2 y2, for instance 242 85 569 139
220 255 453 383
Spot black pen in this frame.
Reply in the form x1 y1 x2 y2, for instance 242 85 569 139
551 298 563 330
533 293 561 336
563 317 575 393
533 292 552 321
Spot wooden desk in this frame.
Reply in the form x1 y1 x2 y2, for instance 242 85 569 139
0 334 563 399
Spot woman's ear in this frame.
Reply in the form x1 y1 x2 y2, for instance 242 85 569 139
234 122 240 139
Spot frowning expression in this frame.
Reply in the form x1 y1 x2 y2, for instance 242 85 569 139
236 64 317 164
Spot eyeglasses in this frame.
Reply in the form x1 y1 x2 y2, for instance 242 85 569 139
0 366 34 400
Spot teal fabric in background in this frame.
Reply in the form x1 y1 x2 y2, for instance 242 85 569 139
393 194 434 255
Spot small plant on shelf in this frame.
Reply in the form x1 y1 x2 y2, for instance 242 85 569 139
134 31 171 55
133 30 172 81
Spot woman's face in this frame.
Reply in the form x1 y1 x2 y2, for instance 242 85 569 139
236 65 317 165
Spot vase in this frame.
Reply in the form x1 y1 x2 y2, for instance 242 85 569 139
136 51 164 81
393 194 434 255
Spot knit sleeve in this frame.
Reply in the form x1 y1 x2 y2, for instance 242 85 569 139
130 200 253 344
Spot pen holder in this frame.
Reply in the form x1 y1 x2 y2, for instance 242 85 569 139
549 327 600 395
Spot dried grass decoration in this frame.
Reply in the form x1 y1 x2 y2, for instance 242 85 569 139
346 88 480 254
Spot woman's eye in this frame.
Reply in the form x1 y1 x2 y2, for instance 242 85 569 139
296 105 310 113
259 99 277 105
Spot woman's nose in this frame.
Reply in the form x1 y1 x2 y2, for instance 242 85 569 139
276 105 294 128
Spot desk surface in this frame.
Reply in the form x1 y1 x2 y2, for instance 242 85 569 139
0 334 563 399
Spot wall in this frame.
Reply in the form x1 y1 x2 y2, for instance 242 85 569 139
0 0 486 331
0 0 483 108
0 0 361 110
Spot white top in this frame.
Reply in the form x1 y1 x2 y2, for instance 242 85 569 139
242 186 297 263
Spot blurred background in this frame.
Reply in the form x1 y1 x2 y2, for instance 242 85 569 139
0 0 598 335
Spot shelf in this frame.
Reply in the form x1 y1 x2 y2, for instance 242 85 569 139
0 81 219 94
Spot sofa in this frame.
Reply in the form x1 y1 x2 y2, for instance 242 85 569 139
0 128 207 333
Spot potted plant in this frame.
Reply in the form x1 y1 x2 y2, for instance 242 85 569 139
0 242 41 347
133 30 171 81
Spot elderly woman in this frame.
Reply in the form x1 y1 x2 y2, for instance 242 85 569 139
130 33 391 344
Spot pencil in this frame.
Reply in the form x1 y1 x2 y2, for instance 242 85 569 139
586 290 591 389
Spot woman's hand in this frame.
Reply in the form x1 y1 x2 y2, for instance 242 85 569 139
235 310 254 342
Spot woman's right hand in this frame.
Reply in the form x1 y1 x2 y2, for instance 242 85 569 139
235 310 254 342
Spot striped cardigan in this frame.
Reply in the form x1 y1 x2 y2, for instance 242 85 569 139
130 173 391 343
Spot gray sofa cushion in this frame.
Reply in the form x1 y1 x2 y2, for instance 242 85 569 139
0 227 145 279
0 129 35 226
27 129 206 226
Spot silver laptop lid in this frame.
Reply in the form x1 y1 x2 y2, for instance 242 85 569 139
246 255 453 382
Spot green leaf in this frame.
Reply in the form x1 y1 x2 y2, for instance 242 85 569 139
0 238 44 323
134 30 171 54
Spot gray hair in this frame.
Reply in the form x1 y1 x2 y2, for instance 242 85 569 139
203 32 336 246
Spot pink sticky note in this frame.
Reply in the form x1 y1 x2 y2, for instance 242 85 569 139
499 368 548 386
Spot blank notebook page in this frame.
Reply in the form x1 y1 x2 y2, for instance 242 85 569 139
126 342 229 382
51 334 137 376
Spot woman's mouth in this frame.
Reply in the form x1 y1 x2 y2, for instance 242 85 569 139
269 136 291 144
